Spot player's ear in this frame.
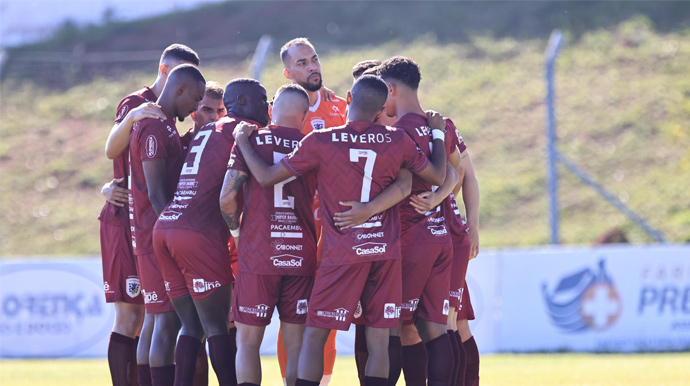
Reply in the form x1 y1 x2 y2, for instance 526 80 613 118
346 91 352 106
237 94 247 106
190 111 196 120
160 63 169 78
387 82 396 96
283 68 291 80
176 83 187 96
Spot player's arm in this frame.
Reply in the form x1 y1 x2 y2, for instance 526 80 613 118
105 102 165 159
448 145 466 197
233 122 292 187
101 177 128 207
219 169 248 247
459 149 480 259
334 169 413 230
414 111 447 186
409 163 459 214
142 159 170 217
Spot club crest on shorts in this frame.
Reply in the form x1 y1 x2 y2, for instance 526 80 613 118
354 301 363 319
443 299 450 315
384 303 399 319
296 299 308 315
125 278 140 298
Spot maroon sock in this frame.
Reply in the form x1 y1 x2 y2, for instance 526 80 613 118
132 337 140 386
295 379 320 386
453 331 466 386
354 324 368 386
228 327 238 385
425 333 453 386
387 336 402 386
174 335 202 386
364 376 389 386
208 334 236 386
447 331 459 386
151 365 176 386
138 364 152 386
463 337 479 386
401 342 427 386
193 341 208 386
108 332 137 386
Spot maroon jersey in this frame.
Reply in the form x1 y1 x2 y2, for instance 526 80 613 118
180 127 196 156
394 113 452 245
281 121 429 267
442 119 470 239
99 87 157 227
229 125 317 276
129 115 184 255
153 121 234 244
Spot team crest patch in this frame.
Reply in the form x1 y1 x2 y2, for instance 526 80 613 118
443 299 450 316
126 278 141 298
296 299 308 315
354 301 363 319
116 105 130 122
311 119 326 131
146 135 158 158
384 303 399 319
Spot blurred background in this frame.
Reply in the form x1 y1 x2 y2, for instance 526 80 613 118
0 0 689 384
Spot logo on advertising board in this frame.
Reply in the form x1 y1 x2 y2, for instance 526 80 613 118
542 259 622 333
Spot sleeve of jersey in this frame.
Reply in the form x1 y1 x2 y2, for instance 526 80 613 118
227 143 249 173
280 132 319 177
401 134 429 173
446 118 467 154
137 122 169 161
114 95 145 124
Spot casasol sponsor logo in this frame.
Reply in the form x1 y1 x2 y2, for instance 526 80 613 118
270 254 303 268
352 242 387 256
428 225 448 236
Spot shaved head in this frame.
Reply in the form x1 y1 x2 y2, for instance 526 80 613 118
350 75 388 116
272 84 309 126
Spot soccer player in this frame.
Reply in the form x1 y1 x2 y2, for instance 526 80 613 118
231 75 448 386
180 81 227 152
99 43 199 386
378 56 460 386
277 37 347 385
220 84 316 386
129 64 206 385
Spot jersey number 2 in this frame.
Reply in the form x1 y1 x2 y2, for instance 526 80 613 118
273 152 297 208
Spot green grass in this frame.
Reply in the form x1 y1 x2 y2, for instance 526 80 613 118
1 354 689 385
1 18 690 255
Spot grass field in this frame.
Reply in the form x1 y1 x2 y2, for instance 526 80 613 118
1 353 689 386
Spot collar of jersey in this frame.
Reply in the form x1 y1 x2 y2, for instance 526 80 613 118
308 89 321 113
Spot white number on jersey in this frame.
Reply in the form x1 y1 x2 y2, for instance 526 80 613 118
425 140 441 216
349 149 377 203
180 130 211 176
273 151 297 209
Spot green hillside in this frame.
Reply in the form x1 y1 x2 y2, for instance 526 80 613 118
1 14 689 255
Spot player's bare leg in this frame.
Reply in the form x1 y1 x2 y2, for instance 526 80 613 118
235 322 266 385
415 318 454 386
364 326 390 381
170 294 205 386
149 311 182 384
110 302 144 386
193 285 235 386
280 321 306 386
457 319 479 386
296 326 331 384
137 313 155 385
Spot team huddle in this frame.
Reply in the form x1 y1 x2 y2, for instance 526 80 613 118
99 38 480 386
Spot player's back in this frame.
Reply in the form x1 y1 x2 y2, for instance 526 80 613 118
281 121 429 267
154 122 233 242
230 125 317 275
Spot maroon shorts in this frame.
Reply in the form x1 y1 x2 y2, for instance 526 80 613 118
100 221 143 304
400 240 453 324
449 237 471 309
136 252 174 314
457 282 475 321
308 259 401 331
153 228 234 300
232 271 313 326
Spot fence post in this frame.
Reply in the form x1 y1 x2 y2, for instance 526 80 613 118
545 29 563 245
250 35 273 81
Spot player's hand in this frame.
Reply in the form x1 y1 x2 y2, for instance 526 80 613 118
129 102 165 124
102 178 128 207
468 227 479 259
233 122 258 141
334 201 373 230
321 86 336 101
409 191 441 214
426 110 446 132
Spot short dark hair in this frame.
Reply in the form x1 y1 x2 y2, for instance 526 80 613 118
205 81 224 100
168 63 205 85
280 37 315 64
352 59 381 79
350 75 388 115
361 66 380 77
275 83 309 106
377 56 421 90
224 78 262 107
161 44 200 66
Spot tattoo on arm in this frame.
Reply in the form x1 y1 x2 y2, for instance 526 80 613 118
220 170 247 230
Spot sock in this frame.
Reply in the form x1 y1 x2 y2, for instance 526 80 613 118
108 332 137 386
364 376 388 386
463 337 480 386
132 337 140 386
193 341 209 386
138 364 152 386
277 328 288 379
295 379 320 386
354 325 368 386
150 365 176 386
401 342 427 386
453 331 466 386
208 334 237 386
174 335 202 386
229 327 238 385
319 374 332 386
387 336 402 386
425 334 453 386
447 331 459 386
323 330 337 378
